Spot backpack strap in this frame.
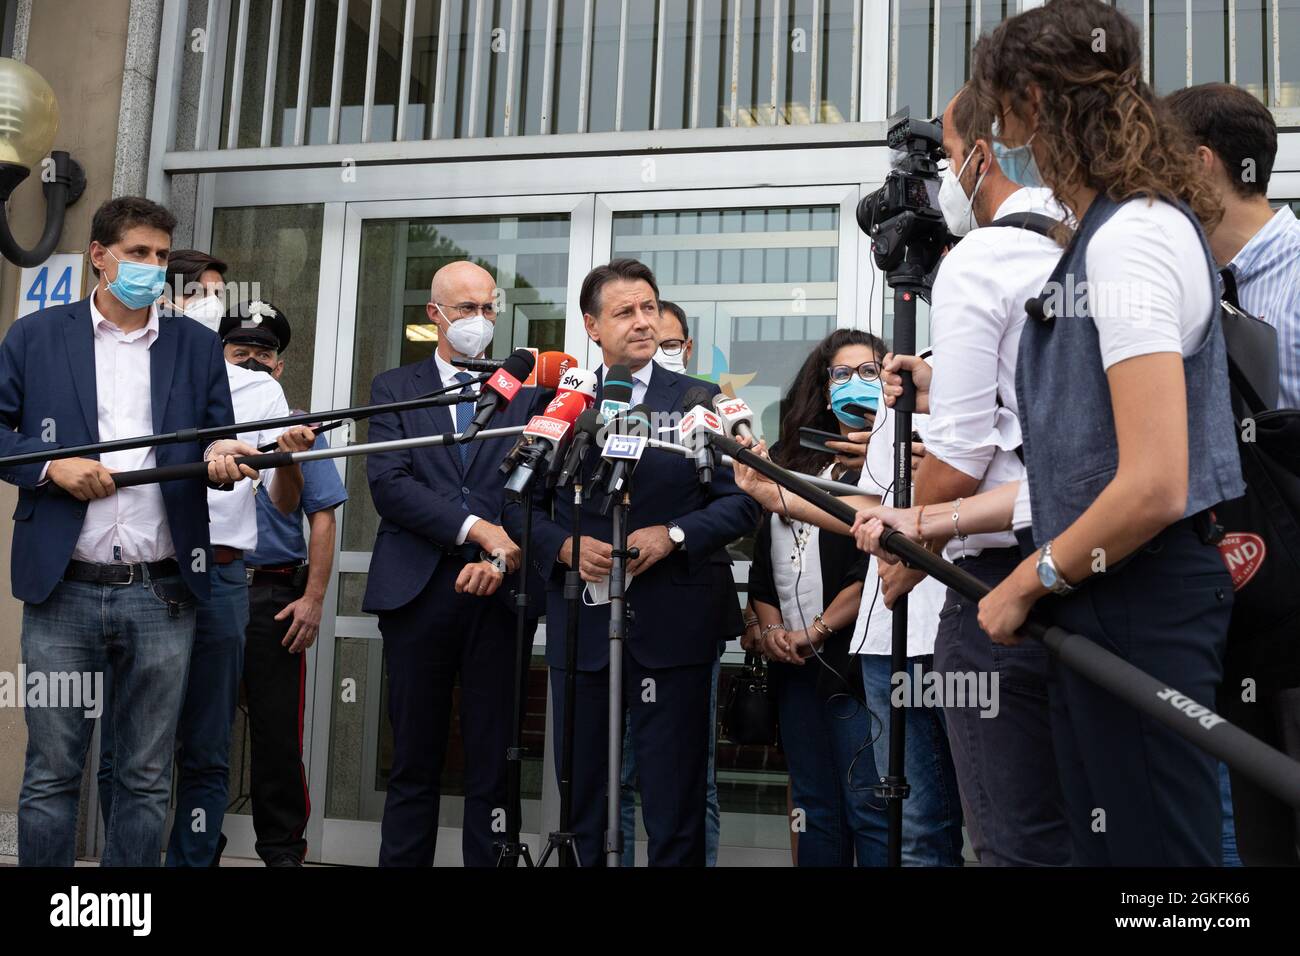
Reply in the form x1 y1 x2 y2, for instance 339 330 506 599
988 212 1065 239
1219 266 1240 310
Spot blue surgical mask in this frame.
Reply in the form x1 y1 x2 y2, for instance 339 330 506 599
991 120 1045 189
104 248 167 310
830 377 882 429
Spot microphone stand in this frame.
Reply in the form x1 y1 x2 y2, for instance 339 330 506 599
0 375 489 469
537 467 587 868
604 481 637 867
495 485 538 869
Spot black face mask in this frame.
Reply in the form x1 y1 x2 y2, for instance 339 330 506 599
236 358 275 375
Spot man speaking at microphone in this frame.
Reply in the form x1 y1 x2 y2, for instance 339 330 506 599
506 259 759 866
364 260 550 866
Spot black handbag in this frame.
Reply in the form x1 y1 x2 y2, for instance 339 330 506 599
722 652 779 747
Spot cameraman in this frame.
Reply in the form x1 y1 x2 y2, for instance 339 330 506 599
876 85 1071 866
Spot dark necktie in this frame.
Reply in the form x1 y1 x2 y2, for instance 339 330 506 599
453 371 474 471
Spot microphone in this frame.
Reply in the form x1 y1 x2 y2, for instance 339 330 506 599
680 386 723 487
535 350 580 390
553 365 598 404
601 404 652 500
711 394 756 443
458 349 535 443
555 408 602 489
587 365 634 497
501 388 589 501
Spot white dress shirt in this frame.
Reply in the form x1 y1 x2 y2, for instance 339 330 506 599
71 297 175 564
926 187 1064 556
207 363 289 550
601 361 655 408
1229 204 1300 409
851 413 947 656
768 464 830 631
434 350 488 547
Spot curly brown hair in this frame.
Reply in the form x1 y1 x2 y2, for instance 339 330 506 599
968 0 1221 231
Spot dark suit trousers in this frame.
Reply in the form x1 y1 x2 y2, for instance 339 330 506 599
551 649 713 867
377 559 524 866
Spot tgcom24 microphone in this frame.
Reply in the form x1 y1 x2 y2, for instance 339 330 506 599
587 365 634 497
502 388 590 501
458 349 535 443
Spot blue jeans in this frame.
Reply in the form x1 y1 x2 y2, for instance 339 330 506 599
860 653 965 866
772 659 888 866
621 654 722 866
101 561 249 866
19 573 195 867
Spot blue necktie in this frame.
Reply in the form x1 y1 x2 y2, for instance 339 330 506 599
453 371 474 472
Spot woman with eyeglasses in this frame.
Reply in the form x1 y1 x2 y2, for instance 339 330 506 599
744 328 888 865
857 0 1243 866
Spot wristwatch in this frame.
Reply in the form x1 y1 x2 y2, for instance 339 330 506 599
1036 539 1076 595
667 522 686 550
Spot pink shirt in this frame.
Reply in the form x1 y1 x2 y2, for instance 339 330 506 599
69 294 176 563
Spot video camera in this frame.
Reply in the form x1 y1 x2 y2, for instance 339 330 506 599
855 109 950 284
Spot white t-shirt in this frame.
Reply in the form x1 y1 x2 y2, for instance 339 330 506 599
927 187 1063 558
850 413 947 657
207 363 290 550
1087 197 1214 369
1014 198 1214 533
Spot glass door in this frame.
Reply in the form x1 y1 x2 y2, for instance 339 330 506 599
313 194 594 865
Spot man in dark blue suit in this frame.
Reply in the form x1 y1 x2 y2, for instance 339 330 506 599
504 259 759 866
0 197 259 866
364 260 546 866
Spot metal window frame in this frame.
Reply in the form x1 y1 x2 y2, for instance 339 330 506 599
540 0 559 133
504 0 523 135
225 0 251 149
327 0 350 145
259 0 284 147
361 0 382 143
293 0 318 146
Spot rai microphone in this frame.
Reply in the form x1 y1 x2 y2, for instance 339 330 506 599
458 349 535 443
601 404 652 500
711 394 756 443
679 386 722 486
502 388 590 501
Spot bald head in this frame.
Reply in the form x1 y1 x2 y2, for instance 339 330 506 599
430 260 496 305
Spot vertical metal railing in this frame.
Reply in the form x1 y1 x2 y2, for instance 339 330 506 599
1269 0 1280 106
225 0 250 149
395 0 415 140
1228 0 1238 85
810 0 822 123
729 0 742 126
690 0 704 127
577 0 594 132
431 0 451 138
769 0 782 125
361 0 382 142
929 0 940 118
327 0 349 144
887 0 900 114
293 0 317 145
1141 0 1150 84
259 0 283 146
540 0 559 133
504 0 522 135
467 0 487 136
654 0 668 129
615 0 630 131
850 0 863 121
194 0 221 149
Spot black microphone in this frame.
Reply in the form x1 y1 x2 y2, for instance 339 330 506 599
1025 295 1050 323
458 349 535 444
585 365 634 499
555 407 602 488
602 404 652 500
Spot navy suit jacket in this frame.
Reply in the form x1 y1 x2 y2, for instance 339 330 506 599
0 297 236 604
362 355 548 615
503 363 760 671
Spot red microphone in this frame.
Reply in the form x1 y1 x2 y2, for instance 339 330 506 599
458 348 535 443
503 388 589 500
534 350 579 389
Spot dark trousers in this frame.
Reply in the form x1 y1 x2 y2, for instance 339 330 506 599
935 545 1070 866
551 650 712 867
377 559 526 866
243 573 313 864
1033 521 1230 866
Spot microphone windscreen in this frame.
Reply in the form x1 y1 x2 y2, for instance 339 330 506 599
536 351 578 389
681 385 712 412
575 407 603 438
1025 296 1047 322
484 349 536 405
623 403 653 437
603 364 634 407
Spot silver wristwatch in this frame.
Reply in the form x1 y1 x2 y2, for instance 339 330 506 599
1036 539 1076 595
667 522 686 550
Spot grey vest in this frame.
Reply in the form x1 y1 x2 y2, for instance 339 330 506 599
1015 194 1245 545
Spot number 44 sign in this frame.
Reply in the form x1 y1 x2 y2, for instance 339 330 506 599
17 253 84 319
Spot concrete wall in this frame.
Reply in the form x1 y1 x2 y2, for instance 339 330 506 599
0 0 136 844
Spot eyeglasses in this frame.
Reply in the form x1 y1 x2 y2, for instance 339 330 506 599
828 362 881 385
657 338 687 355
433 301 498 320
